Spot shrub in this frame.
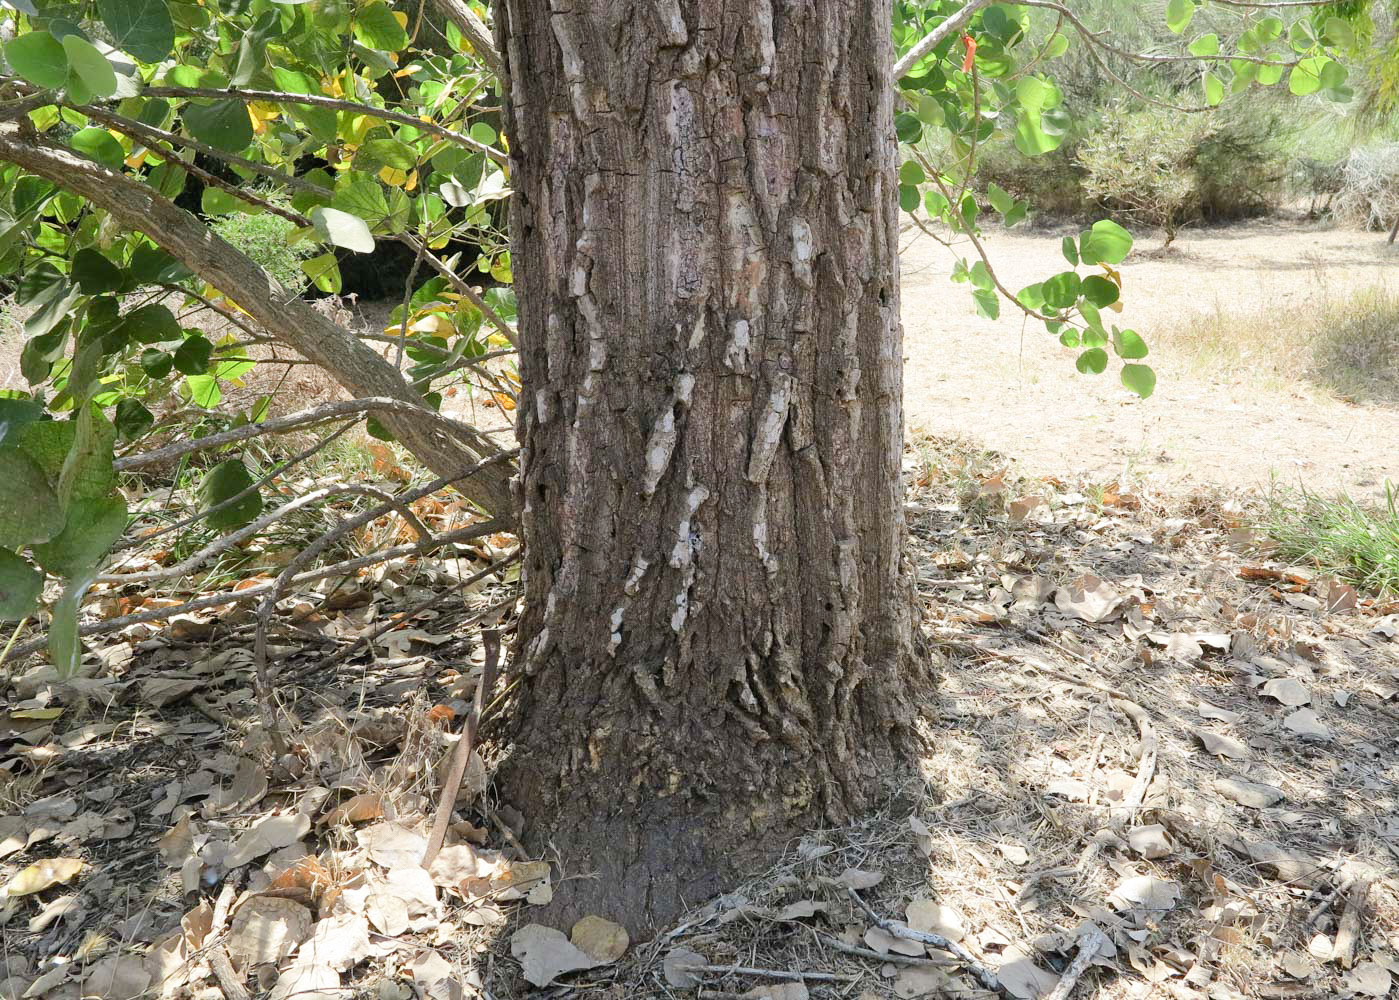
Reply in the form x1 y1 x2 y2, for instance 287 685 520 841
209 203 313 291
1334 143 1399 229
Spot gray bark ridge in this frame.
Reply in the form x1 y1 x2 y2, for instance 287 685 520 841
498 0 923 932
0 123 515 523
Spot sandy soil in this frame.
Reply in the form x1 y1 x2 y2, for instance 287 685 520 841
900 219 1399 500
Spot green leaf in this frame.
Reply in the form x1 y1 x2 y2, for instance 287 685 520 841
4 31 69 90
70 127 125 170
0 398 43 447
1165 0 1195 34
32 493 127 578
71 248 125 294
898 184 919 213
0 549 42 622
113 398 154 440
899 160 926 186
1079 220 1133 265
62 34 118 99
1121 363 1157 399
1202 71 1224 107
895 112 922 144
200 186 241 215
1188 33 1219 57
1075 347 1109 375
129 245 188 284
97 0 175 63
1081 275 1119 308
1061 236 1079 267
354 1 410 51
358 138 418 171
1016 283 1045 310
972 288 1000 320
139 348 173 378
301 252 343 294
1042 271 1081 309
200 458 262 531
120 303 181 343
969 261 994 292
469 122 497 146
311 206 375 253
1015 76 1047 112
0 447 64 547
231 10 279 86
987 182 1014 215
1323 16 1355 49
183 98 253 152
183 374 221 408
172 335 213 375
57 404 117 506
1289 57 1326 96
49 573 94 678
1013 111 1060 157
1112 328 1149 360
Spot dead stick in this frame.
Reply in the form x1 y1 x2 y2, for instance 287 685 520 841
678 963 859 983
847 889 1014 999
208 945 251 1000
1042 924 1108 1000
422 629 499 867
1330 878 1372 969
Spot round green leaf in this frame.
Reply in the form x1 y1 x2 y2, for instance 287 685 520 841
1075 347 1109 375
0 549 42 621
1061 236 1079 266
120 303 181 343
32 493 127 578
71 248 125 294
301 252 343 294
4 31 70 90
311 206 375 253
895 113 922 144
0 447 64 547
1079 220 1133 265
97 0 175 64
139 348 173 379
70 127 125 170
62 34 118 99
173 334 213 375
183 98 254 152
899 160 926 186
200 186 242 215
1081 274 1119 308
1289 58 1325 97
898 184 919 213
1042 271 1081 309
1121 363 1157 399
1188 33 1219 57
469 122 497 146
1166 0 1195 34
113 398 154 440
201 458 262 531
1112 328 1149 360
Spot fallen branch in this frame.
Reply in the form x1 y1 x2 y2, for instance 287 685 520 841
676 963 859 984
1042 924 1108 1000
1331 877 1372 969
847 889 1013 999
422 628 500 867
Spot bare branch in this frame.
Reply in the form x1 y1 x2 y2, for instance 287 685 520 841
428 0 504 76
893 0 995 80
114 398 492 472
0 123 517 521
141 85 508 166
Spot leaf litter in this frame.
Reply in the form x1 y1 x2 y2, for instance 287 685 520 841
0 435 1396 999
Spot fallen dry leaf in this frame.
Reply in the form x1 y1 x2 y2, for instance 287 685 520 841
1127 824 1172 859
1284 708 1332 741
830 867 884 890
225 813 310 868
511 924 598 987
865 925 925 957
662 947 706 988
298 911 372 971
1055 574 1125 623
79 954 151 1000
1193 729 1249 759
893 965 951 998
0 857 83 897
570 915 629 964
1261 678 1311 706
997 944 1060 999
227 896 313 969
358 822 428 869
323 793 386 827
1215 777 1284 809
1346 962 1392 997
1109 875 1180 915
267 956 341 1000
906 898 965 942
1197 701 1243 725
745 984 809 1000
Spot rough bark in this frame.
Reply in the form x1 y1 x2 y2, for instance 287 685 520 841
0 123 516 523
496 0 923 933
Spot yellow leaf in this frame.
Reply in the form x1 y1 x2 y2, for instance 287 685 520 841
1 857 84 897
9 707 63 721
392 11 409 29
1100 263 1122 287
379 166 410 188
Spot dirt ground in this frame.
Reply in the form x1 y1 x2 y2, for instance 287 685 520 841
900 219 1399 501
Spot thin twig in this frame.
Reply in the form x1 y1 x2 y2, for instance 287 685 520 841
847 889 1014 999
816 931 954 968
676 963 859 984
1330 877 1372 969
207 945 251 1000
1041 924 1108 1000
423 628 499 867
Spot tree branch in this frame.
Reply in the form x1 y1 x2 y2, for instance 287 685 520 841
893 0 995 80
0 123 517 522
427 0 504 76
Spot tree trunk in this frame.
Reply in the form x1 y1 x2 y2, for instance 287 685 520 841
496 0 924 932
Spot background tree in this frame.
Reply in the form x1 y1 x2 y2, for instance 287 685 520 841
0 0 1366 931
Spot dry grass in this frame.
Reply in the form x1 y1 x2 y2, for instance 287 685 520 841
1156 282 1399 404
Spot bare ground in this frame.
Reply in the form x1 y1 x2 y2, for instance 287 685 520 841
900 219 1399 501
